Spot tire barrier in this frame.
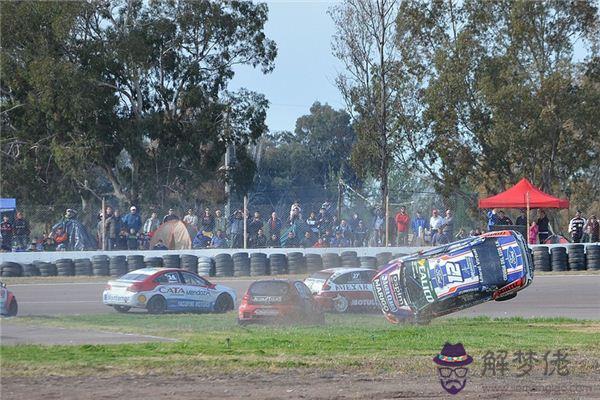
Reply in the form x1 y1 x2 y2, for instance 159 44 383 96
144 256 162 269
532 246 551 272
322 253 341 269
92 255 109 276
109 256 128 277
341 251 360 268
567 245 586 271
305 253 323 273
233 252 250 277
36 261 57 277
587 245 600 271
550 247 568 272
197 256 213 277
126 255 145 272
55 258 75 277
1 262 23 277
180 254 198 274
269 253 287 275
214 253 233 277
250 253 268 276
74 258 93 276
162 254 180 269
22 263 41 277
376 252 393 270
359 256 377 269
287 252 307 275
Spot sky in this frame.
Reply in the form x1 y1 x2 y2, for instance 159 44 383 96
229 0 345 133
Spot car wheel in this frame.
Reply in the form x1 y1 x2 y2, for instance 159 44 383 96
7 299 18 317
495 293 517 302
332 295 349 313
114 305 131 313
214 294 234 313
237 318 250 326
147 296 166 314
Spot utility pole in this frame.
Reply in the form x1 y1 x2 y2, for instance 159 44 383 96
223 106 234 219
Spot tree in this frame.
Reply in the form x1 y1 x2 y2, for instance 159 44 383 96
330 0 404 209
1 0 276 209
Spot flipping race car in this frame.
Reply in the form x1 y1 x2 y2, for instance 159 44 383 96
238 279 324 325
304 268 378 313
372 230 533 324
103 268 236 314
0 281 18 317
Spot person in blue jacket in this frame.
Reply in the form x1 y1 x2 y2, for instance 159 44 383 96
122 206 142 233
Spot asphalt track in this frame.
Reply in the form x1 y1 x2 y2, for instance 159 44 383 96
6 274 600 319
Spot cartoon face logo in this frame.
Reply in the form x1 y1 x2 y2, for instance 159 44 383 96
433 343 473 395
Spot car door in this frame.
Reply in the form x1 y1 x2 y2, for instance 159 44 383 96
179 271 215 311
294 281 318 316
154 271 186 311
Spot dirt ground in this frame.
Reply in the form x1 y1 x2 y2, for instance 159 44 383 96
2 371 599 399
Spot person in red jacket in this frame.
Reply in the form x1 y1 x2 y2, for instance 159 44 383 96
395 206 410 246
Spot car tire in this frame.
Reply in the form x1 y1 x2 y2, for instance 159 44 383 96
237 318 250 326
147 296 166 314
214 294 234 313
332 295 349 313
495 292 517 302
114 305 131 313
7 299 18 317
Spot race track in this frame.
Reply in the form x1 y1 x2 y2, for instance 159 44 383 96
7 274 600 319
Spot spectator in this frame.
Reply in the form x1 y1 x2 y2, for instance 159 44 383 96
193 231 211 249
52 226 68 250
335 218 351 238
163 208 179 223
228 210 244 248
322 228 333 244
429 209 444 245
313 236 328 248
515 209 527 226
268 233 280 248
411 210 428 246
353 220 368 247
330 231 350 248
12 211 30 250
104 207 120 250
210 230 229 248
528 221 538 244
301 231 315 248
266 212 283 238
143 212 160 235
440 209 454 244
284 231 298 248
289 200 302 221
568 210 586 243
372 208 385 246
317 207 331 234
306 211 319 236
127 229 138 250
487 208 499 231
199 208 215 236
497 210 513 225
1 215 13 251
153 239 168 250
585 215 599 242
122 206 142 233
252 228 268 248
183 208 199 229
349 212 361 235
118 227 129 250
536 210 551 243
214 209 227 234
394 206 410 246
248 211 263 242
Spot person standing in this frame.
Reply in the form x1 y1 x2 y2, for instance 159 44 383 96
143 212 160 235
487 208 499 231
183 208 199 230
536 210 551 244
266 211 283 239
440 209 454 244
515 209 527 226
568 210 586 243
1 215 13 251
162 208 179 223
122 206 142 234
528 221 539 244
429 209 444 245
228 210 244 248
12 211 30 250
394 206 410 246
353 220 368 247
199 208 215 236
247 211 263 244
497 210 513 225
214 209 227 235
411 210 428 246
585 215 599 242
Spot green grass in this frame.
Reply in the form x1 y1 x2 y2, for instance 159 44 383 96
2 314 599 377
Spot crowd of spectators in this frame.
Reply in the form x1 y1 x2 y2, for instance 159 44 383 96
1 203 598 252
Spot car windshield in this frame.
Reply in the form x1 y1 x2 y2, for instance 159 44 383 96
402 261 433 311
118 273 151 282
306 271 332 282
249 281 290 296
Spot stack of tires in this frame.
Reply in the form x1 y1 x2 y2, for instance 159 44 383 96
287 252 306 275
0 262 22 277
126 255 145 272
341 251 360 268
22 263 41 277
144 257 162 268
214 254 233 277
92 255 109 276
586 245 600 271
162 254 180 269
250 253 268 276
233 252 251 277
197 256 213 276
305 253 323 273
322 253 341 269
567 245 586 271
269 253 287 275
359 256 377 269
550 247 568 272
109 256 127 277
74 258 93 276
56 259 75 276
376 252 393 269
37 261 57 277
532 246 551 271
180 254 198 273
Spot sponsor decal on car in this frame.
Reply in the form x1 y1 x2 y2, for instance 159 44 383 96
380 273 399 312
390 273 406 307
350 298 376 307
104 293 130 303
159 286 185 294
373 278 391 313
332 283 372 292
418 259 435 303
186 289 211 296
252 295 282 303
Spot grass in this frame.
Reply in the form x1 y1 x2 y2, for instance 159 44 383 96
2 314 599 377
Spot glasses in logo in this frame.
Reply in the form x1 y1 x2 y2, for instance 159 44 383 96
438 367 468 378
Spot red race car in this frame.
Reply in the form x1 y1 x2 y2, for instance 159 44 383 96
238 279 324 325
304 268 378 313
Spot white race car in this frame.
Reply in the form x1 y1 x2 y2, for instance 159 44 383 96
103 268 236 314
0 281 18 317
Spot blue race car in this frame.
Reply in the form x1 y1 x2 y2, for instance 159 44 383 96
372 230 533 324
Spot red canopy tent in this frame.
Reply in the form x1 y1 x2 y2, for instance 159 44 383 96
478 178 569 209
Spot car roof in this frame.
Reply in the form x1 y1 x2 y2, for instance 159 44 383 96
320 267 374 275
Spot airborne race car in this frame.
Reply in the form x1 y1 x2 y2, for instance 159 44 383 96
103 268 236 314
372 230 533 324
